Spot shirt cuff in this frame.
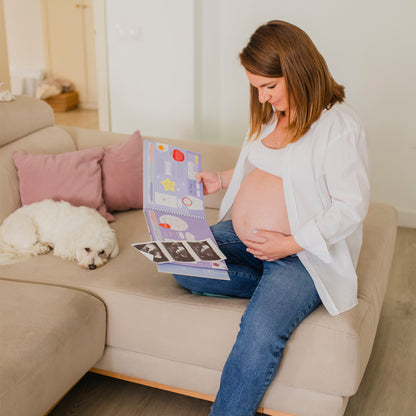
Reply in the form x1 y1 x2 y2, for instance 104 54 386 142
293 218 331 263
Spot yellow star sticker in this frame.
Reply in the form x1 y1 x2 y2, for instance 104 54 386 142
161 177 176 192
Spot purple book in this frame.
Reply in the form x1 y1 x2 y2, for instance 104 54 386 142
142 140 229 280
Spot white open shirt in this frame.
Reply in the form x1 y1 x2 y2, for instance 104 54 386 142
219 103 370 316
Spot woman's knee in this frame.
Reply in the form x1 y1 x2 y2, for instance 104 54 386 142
211 220 239 244
173 274 201 293
173 271 258 299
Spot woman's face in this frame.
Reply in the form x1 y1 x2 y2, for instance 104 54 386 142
245 70 288 113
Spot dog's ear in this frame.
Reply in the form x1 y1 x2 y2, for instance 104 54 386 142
110 238 119 258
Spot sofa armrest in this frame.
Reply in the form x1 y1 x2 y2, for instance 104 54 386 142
59 125 129 149
0 96 54 147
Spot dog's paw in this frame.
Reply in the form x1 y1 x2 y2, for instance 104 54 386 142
33 243 52 255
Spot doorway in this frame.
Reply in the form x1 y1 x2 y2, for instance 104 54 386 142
41 0 98 108
3 0 98 109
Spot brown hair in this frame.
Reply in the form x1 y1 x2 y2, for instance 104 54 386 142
240 20 345 141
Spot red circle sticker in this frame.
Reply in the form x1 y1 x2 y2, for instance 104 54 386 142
182 197 192 206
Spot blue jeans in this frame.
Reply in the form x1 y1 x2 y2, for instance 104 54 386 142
173 221 322 416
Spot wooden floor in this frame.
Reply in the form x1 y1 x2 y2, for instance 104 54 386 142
54 107 99 130
48 227 415 416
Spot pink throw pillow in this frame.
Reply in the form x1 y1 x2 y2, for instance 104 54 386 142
101 130 143 212
13 148 115 222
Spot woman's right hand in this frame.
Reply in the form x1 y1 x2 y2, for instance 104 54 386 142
195 171 221 195
196 169 234 195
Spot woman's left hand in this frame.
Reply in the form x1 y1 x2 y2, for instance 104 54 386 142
243 229 303 261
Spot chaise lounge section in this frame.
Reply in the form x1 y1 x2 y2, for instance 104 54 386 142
0 279 105 416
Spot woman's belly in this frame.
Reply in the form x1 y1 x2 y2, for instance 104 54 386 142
232 169 290 242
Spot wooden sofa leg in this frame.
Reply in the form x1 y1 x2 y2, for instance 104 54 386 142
90 368 298 416
260 407 298 416
90 367 216 402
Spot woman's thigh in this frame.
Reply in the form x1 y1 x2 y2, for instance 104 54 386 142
239 255 321 347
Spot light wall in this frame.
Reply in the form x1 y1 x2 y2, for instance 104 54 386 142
3 0 45 94
0 0 10 89
105 0 195 140
3 0 415 226
196 0 416 226
3 0 44 70
104 0 415 226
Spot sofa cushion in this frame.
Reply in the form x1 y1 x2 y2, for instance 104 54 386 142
0 95 54 147
59 128 240 212
0 203 397 401
0 280 106 416
0 126 77 223
12 147 114 222
102 130 143 212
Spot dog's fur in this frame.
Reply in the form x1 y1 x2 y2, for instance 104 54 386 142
0 200 119 269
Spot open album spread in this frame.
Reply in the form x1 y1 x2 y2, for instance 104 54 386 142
132 140 229 280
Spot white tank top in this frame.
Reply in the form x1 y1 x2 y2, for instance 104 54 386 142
247 138 288 177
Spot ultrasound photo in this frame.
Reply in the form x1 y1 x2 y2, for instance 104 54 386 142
187 240 222 261
162 241 196 262
133 242 169 263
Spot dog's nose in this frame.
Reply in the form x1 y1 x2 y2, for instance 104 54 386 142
88 264 97 270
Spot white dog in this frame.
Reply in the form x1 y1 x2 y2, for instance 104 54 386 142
0 199 119 269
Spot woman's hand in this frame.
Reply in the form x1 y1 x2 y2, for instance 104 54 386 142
196 169 234 195
195 171 221 195
243 229 303 261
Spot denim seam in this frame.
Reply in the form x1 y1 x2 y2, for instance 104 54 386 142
228 270 260 282
287 296 321 335
250 285 321 413
251 345 283 414
217 239 245 247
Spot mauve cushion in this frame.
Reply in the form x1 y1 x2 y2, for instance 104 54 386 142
12 148 115 222
101 130 143 212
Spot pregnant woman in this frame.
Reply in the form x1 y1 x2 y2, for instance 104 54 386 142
174 20 370 416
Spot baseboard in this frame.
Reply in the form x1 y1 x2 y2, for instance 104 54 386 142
398 208 416 228
78 102 98 110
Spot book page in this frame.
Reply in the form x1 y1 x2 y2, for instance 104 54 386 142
141 140 229 279
143 140 205 217
144 210 215 242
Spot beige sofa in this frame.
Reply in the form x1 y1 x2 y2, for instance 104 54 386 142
0 96 397 416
